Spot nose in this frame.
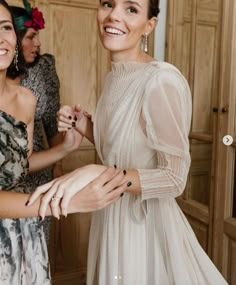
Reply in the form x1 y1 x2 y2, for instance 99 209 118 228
34 34 41 47
108 6 121 22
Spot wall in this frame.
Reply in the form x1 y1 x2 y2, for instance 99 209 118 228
154 0 167 61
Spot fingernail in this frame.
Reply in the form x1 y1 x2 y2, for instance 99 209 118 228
39 216 43 222
68 116 72 120
123 169 126 175
68 127 72 130
114 164 117 168
120 193 124 197
25 200 29 206
72 122 76 127
74 116 77 121
127 181 132 187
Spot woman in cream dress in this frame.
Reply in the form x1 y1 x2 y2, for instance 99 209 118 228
29 0 229 284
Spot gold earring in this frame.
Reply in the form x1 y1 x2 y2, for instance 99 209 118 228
14 44 19 71
144 33 148 53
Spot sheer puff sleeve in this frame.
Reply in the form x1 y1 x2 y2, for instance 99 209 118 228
138 65 192 200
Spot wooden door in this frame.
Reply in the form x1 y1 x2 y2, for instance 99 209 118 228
37 1 110 284
213 1 236 283
166 0 236 282
166 0 222 253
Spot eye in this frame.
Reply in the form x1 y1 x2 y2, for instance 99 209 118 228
1 24 13 32
127 7 138 14
101 1 112 8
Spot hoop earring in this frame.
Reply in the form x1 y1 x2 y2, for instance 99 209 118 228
144 33 148 53
14 44 19 71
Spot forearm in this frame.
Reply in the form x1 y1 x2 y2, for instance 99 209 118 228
84 119 94 144
0 191 51 218
77 118 94 144
28 143 69 173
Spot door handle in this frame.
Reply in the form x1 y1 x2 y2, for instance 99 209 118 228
222 106 229 113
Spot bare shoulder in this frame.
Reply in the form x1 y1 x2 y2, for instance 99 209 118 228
17 85 36 108
6 83 36 124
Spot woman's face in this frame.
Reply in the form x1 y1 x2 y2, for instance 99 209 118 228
97 0 156 61
21 27 41 63
0 5 16 71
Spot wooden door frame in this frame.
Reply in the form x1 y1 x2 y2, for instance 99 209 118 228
212 0 236 275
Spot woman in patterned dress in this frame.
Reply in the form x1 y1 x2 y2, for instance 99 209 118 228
8 0 63 244
29 0 229 284
0 1 127 284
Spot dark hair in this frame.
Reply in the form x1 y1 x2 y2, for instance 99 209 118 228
148 0 160 19
98 0 160 19
10 6 40 68
0 1 25 78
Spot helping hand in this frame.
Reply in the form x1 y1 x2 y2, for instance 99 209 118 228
27 165 128 219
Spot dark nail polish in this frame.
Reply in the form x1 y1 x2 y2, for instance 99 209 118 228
72 122 76 127
114 164 117 168
68 127 72 130
39 216 43 221
74 116 77 121
127 181 132 187
68 116 72 120
25 200 29 206
120 193 124 197
123 169 127 175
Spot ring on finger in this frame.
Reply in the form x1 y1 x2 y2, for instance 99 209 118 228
51 195 61 202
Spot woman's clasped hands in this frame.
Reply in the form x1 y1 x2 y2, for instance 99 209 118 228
27 164 129 219
27 104 130 220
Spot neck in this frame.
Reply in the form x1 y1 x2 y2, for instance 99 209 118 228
0 71 8 97
110 48 152 63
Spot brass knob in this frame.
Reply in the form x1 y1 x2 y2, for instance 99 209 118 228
222 106 229 113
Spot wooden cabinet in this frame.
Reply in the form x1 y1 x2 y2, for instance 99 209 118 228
37 1 109 284
166 0 236 283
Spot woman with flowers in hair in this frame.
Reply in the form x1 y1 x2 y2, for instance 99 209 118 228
8 0 65 244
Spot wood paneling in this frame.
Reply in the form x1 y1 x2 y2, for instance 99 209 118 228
167 0 236 282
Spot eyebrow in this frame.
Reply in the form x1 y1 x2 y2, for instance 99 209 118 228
0 20 12 25
124 1 142 8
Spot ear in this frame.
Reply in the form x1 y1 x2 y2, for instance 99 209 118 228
145 17 158 35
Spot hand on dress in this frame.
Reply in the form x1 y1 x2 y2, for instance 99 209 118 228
27 165 129 219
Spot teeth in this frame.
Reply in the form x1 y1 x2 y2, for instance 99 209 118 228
0 50 7 55
105 27 124 35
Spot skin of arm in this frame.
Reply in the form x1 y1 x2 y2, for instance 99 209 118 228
49 133 64 178
28 128 83 173
0 191 50 218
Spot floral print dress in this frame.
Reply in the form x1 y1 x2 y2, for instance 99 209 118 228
0 110 51 285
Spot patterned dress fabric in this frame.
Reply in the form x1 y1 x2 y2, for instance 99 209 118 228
87 61 228 285
20 54 60 243
0 110 51 285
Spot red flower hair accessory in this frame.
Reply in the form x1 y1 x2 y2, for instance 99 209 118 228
24 7 45 31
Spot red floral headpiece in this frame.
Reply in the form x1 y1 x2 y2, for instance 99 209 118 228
24 7 45 31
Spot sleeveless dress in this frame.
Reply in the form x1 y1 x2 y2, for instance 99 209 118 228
87 61 228 284
0 111 51 285
21 54 60 243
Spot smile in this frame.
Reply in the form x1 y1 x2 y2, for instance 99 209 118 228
105 27 125 35
0 49 7 56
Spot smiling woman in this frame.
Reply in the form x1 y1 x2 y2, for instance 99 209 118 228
28 0 228 284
